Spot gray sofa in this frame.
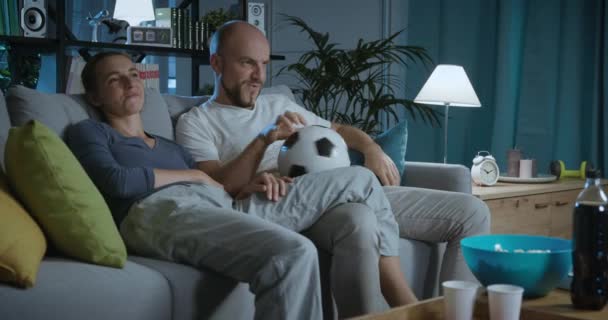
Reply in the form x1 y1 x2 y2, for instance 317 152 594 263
0 85 472 320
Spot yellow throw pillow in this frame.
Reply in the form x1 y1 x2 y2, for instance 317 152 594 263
0 171 46 288
4 120 126 268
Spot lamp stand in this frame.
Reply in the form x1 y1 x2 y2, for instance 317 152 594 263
443 103 450 164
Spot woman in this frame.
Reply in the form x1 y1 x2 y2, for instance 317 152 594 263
67 52 417 318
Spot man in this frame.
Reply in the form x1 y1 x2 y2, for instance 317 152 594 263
176 21 490 313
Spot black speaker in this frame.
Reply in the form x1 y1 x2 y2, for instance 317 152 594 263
21 0 47 38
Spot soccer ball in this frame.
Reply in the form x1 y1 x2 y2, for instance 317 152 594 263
278 125 351 178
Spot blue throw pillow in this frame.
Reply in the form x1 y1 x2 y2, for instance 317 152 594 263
349 120 408 181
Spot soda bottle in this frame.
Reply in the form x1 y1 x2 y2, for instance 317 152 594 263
571 169 608 310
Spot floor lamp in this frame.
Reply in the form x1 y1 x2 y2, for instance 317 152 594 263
414 65 481 163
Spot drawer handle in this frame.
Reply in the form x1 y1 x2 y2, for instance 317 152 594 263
535 203 550 209
554 201 570 207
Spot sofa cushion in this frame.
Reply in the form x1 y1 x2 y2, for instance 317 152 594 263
138 88 174 140
0 171 46 288
349 120 408 180
0 257 172 320
6 85 95 138
163 94 210 129
4 120 126 268
6 85 173 140
130 256 255 320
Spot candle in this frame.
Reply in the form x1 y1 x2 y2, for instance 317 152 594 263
507 149 521 177
520 159 536 178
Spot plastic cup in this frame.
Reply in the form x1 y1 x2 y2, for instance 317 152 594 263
487 284 524 320
443 280 480 320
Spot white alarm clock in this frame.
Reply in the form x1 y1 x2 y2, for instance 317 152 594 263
471 151 500 186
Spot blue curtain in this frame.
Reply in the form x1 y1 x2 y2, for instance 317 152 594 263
405 0 607 177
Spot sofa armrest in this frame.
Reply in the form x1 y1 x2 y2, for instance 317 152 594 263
402 161 472 194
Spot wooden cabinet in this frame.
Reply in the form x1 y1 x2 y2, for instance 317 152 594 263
473 179 608 239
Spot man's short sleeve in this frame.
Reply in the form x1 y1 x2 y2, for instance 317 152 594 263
175 111 219 163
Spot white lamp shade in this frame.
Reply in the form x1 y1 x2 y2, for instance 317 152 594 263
414 65 481 107
113 0 155 27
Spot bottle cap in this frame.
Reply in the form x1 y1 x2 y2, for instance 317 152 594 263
586 169 601 179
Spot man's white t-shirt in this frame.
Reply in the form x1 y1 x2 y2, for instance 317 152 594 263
176 94 331 173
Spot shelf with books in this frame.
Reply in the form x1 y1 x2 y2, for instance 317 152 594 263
1 0 284 93
64 40 211 61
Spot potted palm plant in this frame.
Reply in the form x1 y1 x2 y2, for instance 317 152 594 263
277 15 440 135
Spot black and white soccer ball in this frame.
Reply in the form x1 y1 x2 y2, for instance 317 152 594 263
278 125 351 178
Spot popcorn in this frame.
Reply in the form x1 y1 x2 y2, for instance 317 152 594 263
494 243 551 253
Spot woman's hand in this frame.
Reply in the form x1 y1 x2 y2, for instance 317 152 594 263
191 169 224 189
235 172 294 201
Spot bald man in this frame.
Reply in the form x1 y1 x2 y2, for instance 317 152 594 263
176 21 490 317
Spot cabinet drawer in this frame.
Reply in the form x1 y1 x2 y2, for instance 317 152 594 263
549 190 580 239
487 194 551 235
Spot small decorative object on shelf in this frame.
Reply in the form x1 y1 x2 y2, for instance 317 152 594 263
127 26 172 47
86 10 110 42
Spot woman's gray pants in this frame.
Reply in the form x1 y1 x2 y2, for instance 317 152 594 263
120 166 400 320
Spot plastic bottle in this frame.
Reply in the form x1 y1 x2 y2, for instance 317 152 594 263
571 170 608 310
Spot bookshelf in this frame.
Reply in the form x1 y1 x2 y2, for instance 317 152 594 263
0 0 283 93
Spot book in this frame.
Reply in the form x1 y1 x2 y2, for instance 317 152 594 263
65 56 87 94
171 8 178 48
187 14 193 50
176 8 183 49
194 20 199 50
138 63 160 89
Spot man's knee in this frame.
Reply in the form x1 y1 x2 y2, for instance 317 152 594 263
333 203 379 250
279 232 319 262
463 196 491 235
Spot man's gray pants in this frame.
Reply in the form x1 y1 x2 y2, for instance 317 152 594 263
120 166 400 320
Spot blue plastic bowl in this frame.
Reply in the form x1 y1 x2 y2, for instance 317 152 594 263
461 234 572 298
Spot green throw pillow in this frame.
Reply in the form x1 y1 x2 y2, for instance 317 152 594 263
349 120 408 182
4 120 126 268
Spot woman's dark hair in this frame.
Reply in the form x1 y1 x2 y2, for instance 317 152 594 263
81 51 131 94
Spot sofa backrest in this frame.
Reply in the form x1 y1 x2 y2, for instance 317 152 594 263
0 84 297 170
6 85 174 141
163 94 209 127
163 84 296 126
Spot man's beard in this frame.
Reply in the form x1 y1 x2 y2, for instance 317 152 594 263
221 78 261 108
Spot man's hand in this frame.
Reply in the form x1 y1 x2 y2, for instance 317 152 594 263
362 144 400 186
260 111 307 144
235 172 294 201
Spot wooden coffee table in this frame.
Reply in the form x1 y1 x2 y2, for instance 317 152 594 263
352 289 607 320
